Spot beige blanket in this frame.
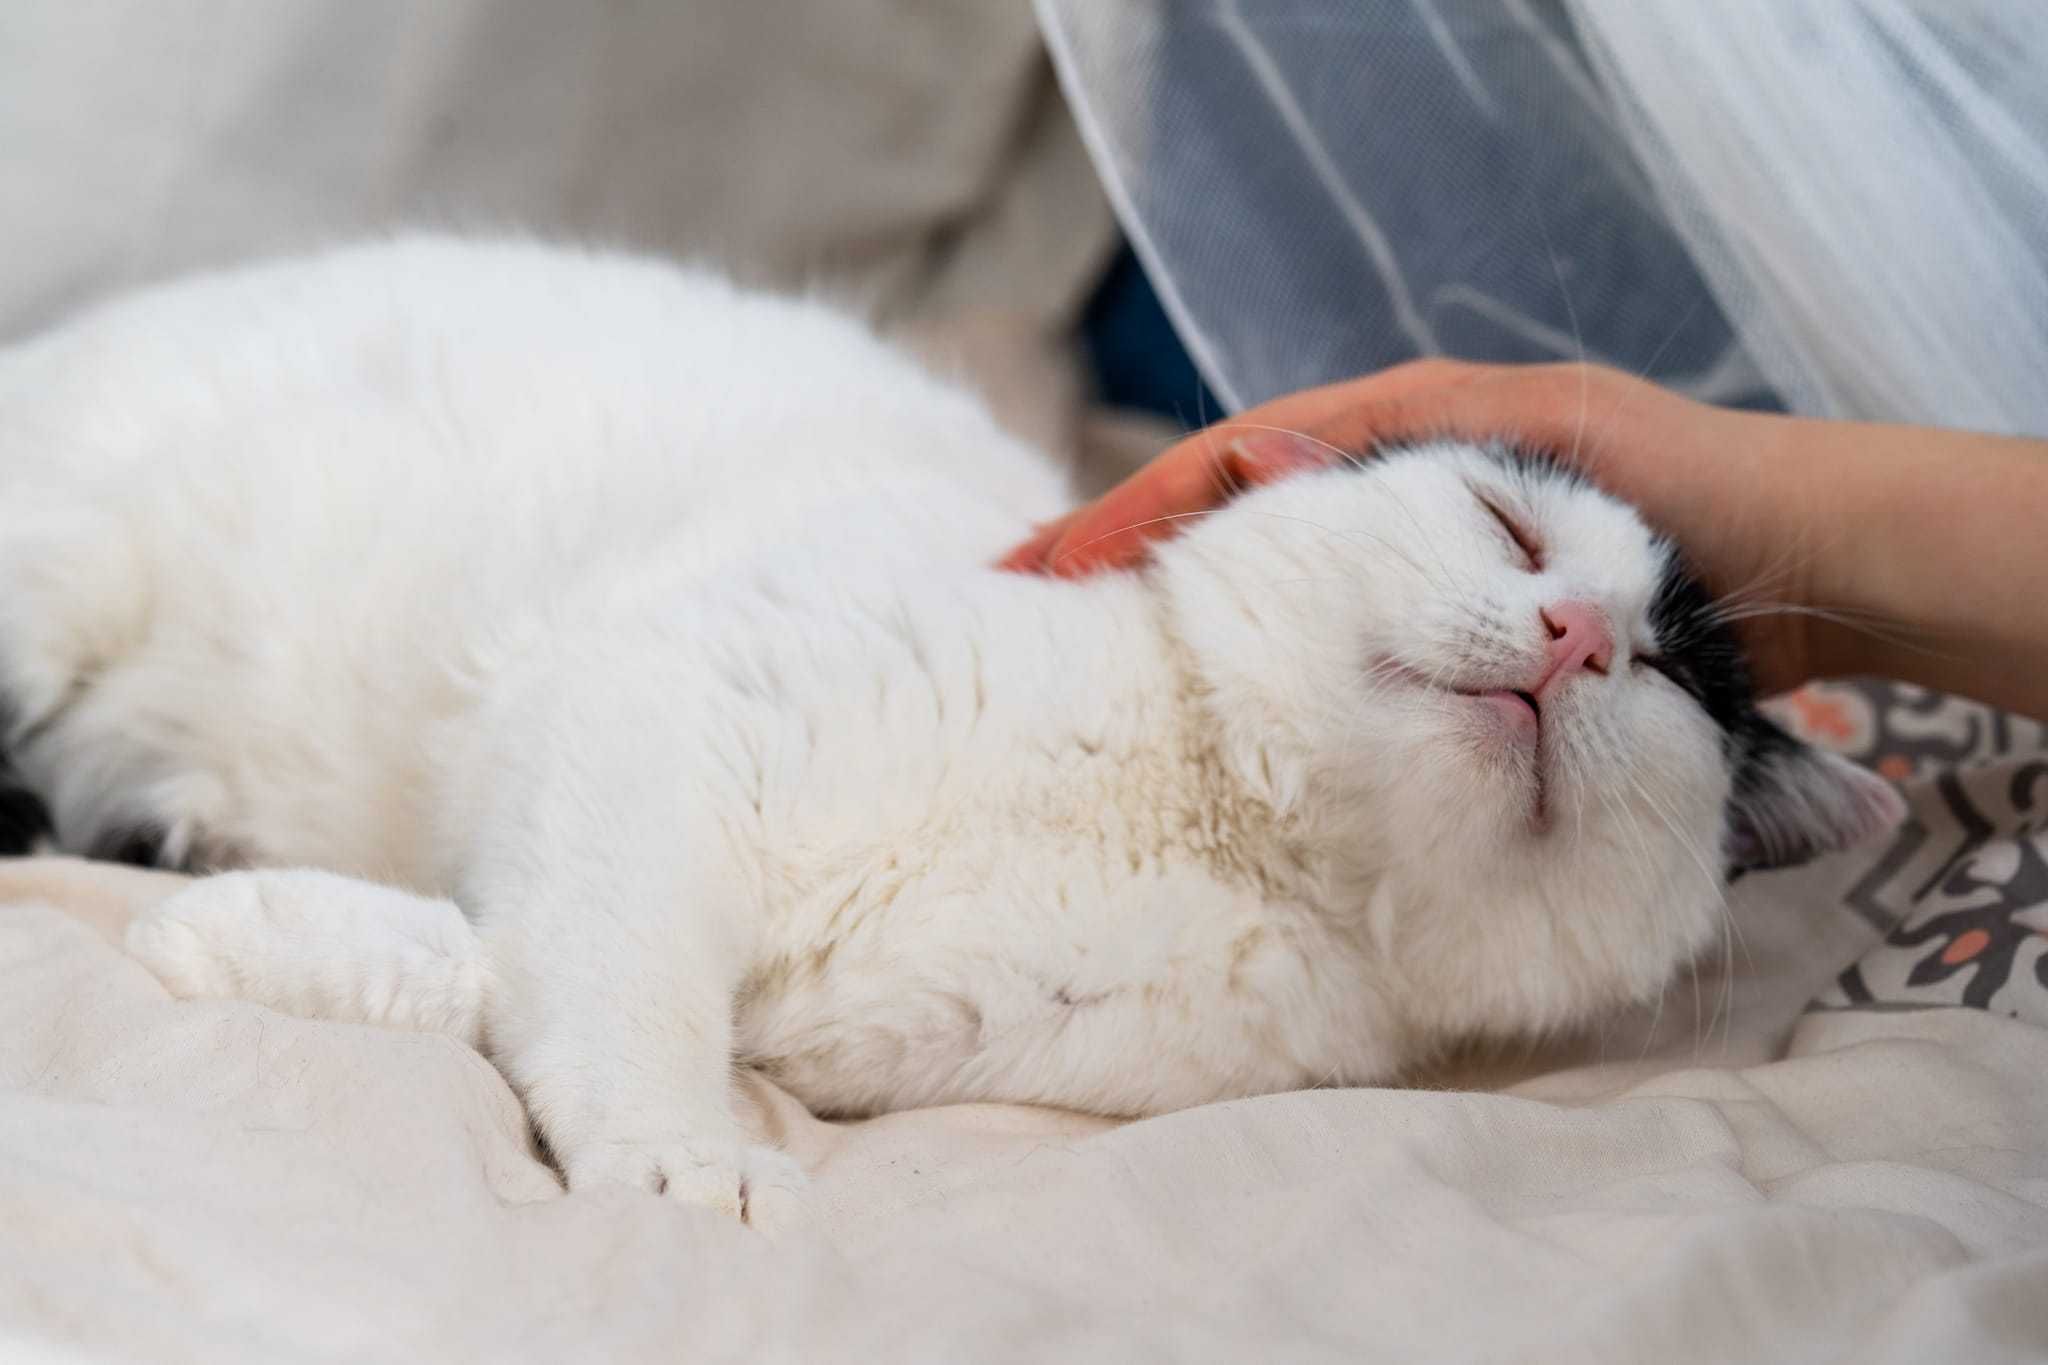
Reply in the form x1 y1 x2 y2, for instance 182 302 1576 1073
4 852 2045 1363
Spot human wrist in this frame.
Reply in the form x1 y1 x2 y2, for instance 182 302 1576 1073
1759 415 1939 688
1756 415 1872 687
1777 421 2048 712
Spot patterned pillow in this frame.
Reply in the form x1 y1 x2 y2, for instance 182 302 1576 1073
1775 682 2048 1026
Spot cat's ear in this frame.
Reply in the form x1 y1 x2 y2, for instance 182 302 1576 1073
1725 722 1906 871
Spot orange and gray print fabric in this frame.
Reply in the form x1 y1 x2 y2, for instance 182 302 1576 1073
1772 681 2048 1026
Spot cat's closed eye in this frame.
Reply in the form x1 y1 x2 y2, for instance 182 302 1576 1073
1473 490 1543 572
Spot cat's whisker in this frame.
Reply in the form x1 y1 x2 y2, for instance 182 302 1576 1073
1576 295 1709 477
1610 753 1737 1052
1359 475 1485 609
1263 576 1365 591
1529 189 1591 474
1211 421 1356 468
1043 509 1229 568
1586 777 1669 1050
1609 717 1752 1054
1713 601 1954 661
1236 507 1461 599
1703 529 1814 614
1591 745 1686 1050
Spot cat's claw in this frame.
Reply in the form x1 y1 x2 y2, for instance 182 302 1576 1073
562 1137 808 1230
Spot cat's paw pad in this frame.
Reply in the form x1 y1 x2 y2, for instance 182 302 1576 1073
563 1137 808 1228
124 875 261 999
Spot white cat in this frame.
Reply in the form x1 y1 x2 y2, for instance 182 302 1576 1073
0 237 1900 1220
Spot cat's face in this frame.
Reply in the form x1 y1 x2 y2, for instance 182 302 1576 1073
1154 441 1902 1030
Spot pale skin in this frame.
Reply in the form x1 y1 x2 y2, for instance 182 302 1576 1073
1003 360 2048 720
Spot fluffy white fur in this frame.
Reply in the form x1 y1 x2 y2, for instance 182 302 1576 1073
0 238 1897 1220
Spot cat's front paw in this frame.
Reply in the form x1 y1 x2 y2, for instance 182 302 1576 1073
124 874 256 1000
122 868 485 1039
561 1135 808 1229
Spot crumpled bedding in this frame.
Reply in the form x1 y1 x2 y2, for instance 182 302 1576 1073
4 799 2047 1363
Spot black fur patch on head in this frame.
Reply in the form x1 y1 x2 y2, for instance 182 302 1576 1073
1643 542 1801 784
1470 438 1593 494
1644 542 1756 736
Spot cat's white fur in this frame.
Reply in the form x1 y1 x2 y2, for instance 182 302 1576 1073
0 238 1896 1218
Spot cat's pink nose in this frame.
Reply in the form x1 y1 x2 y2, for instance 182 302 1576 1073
1534 600 1613 700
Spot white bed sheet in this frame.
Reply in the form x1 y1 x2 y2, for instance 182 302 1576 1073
3 857 2044 1363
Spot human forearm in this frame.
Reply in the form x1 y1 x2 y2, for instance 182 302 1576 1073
1781 419 2048 717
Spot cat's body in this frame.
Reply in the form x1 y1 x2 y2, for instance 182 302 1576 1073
0 237 1898 1216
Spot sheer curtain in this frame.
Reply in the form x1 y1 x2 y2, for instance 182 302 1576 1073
1038 1 2048 435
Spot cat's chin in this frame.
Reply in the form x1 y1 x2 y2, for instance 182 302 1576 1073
1366 663 1551 832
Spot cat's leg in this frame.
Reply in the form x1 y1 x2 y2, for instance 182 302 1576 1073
459 778 803 1223
125 868 486 1043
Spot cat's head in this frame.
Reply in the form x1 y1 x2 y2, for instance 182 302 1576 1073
1151 440 1903 1034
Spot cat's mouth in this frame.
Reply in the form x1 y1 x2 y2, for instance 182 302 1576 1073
1374 663 1543 740
1467 687 1540 734
1376 662 1551 828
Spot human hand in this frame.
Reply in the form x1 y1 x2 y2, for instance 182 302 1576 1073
1001 360 1820 693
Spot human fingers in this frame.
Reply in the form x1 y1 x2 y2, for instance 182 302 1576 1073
1002 359 1490 576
